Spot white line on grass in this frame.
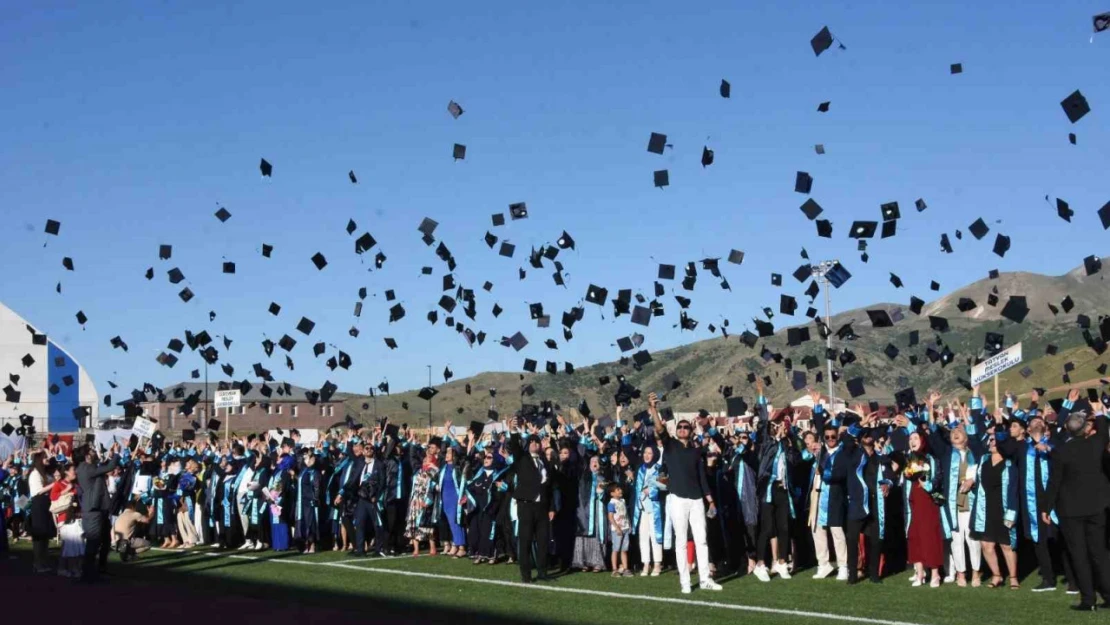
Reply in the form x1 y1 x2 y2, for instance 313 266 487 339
150 549 929 625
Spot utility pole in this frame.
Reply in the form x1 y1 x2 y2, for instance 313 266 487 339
810 260 841 407
427 365 432 429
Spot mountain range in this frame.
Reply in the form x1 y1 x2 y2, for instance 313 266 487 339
341 257 1110 425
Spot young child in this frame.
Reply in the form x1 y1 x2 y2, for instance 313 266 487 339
58 503 85 578
607 483 632 577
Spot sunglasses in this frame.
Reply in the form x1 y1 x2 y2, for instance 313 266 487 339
824 435 838 441
676 424 692 431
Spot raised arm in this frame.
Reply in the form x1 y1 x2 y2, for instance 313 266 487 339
648 393 668 441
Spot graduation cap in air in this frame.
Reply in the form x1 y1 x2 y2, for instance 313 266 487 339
816 220 832 238
890 273 903 288
701 146 714 167
957 298 977 313
992 234 1010 258
867 309 893 328
452 144 466 160
940 233 953 254
881 221 896 239
1056 198 1074 222
849 221 877 238
798 199 824 222
1000 296 1029 324
881 202 900 221
771 273 782 287
261 243 273 257
215 207 231 222
647 132 667 154
795 171 813 194
817 101 831 112
811 26 833 56
1084 255 1102 276
1061 90 1090 124
509 202 528 220
447 99 464 119
787 327 810 346
653 170 669 188
718 79 731 98
846 377 866 398
793 264 812 283
780 295 797 316
950 63 963 74
929 316 950 332
884 344 899 360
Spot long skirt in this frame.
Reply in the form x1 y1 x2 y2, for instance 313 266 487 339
907 483 944 569
272 522 291 551
572 535 606 569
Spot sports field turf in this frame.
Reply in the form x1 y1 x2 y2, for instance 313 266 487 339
7 542 1100 625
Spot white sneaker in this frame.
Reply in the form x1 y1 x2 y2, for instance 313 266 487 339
238 541 253 551
681 585 692 594
912 578 923 587
753 565 771 582
943 574 955 584
836 567 849 581
773 562 792 579
700 580 723 591
813 564 836 579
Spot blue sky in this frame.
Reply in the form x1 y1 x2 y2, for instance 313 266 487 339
1 0 1107 406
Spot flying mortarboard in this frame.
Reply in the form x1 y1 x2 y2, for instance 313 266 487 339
1060 90 1090 124
653 170 669 188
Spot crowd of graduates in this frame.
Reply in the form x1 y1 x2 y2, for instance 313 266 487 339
3 381 1110 610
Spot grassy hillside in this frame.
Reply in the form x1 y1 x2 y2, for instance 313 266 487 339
344 260 1110 424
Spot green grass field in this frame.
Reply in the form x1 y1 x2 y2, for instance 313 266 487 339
10 542 1099 625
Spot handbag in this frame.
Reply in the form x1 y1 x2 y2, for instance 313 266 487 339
50 492 73 515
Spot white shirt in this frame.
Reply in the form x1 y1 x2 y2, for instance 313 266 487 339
29 470 52 497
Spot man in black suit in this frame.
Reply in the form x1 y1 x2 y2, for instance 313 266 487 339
508 416 554 583
1045 391 1110 611
352 445 388 556
76 443 121 583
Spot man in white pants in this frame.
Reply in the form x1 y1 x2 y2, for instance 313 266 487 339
649 393 722 594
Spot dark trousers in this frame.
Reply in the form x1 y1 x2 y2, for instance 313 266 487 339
385 501 405 552
861 515 882 581
353 500 384 554
82 512 111 581
1060 514 1110 606
516 500 549 581
843 517 866 582
756 485 791 563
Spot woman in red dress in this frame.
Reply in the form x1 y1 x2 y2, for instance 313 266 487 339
49 464 77 525
903 431 946 587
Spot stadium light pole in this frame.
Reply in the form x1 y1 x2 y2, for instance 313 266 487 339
427 365 433 429
811 260 840 405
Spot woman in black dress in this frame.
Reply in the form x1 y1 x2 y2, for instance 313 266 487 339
969 434 1019 589
27 452 56 574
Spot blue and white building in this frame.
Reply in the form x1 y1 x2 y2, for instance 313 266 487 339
1 301 99 433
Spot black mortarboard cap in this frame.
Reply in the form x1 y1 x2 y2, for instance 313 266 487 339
780 294 797 315
881 220 896 239
846 377 865 398
867 309 893 328
992 234 1010 258
794 171 813 194
884 344 899 360
1084 255 1102 276
701 146 714 167
849 221 877 238
929 315 949 332
890 273 903 288
215 207 231 222
800 198 822 220
793 264 812 283
771 273 782 286
585 284 608 306
452 143 466 160
1000 296 1029 324
811 26 833 56
658 264 675 280
653 170 669 188
816 219 832 238
647 132 667 155
1061 90 1090 124
957 298 977 312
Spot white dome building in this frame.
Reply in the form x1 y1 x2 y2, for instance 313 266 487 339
1 301 99 434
